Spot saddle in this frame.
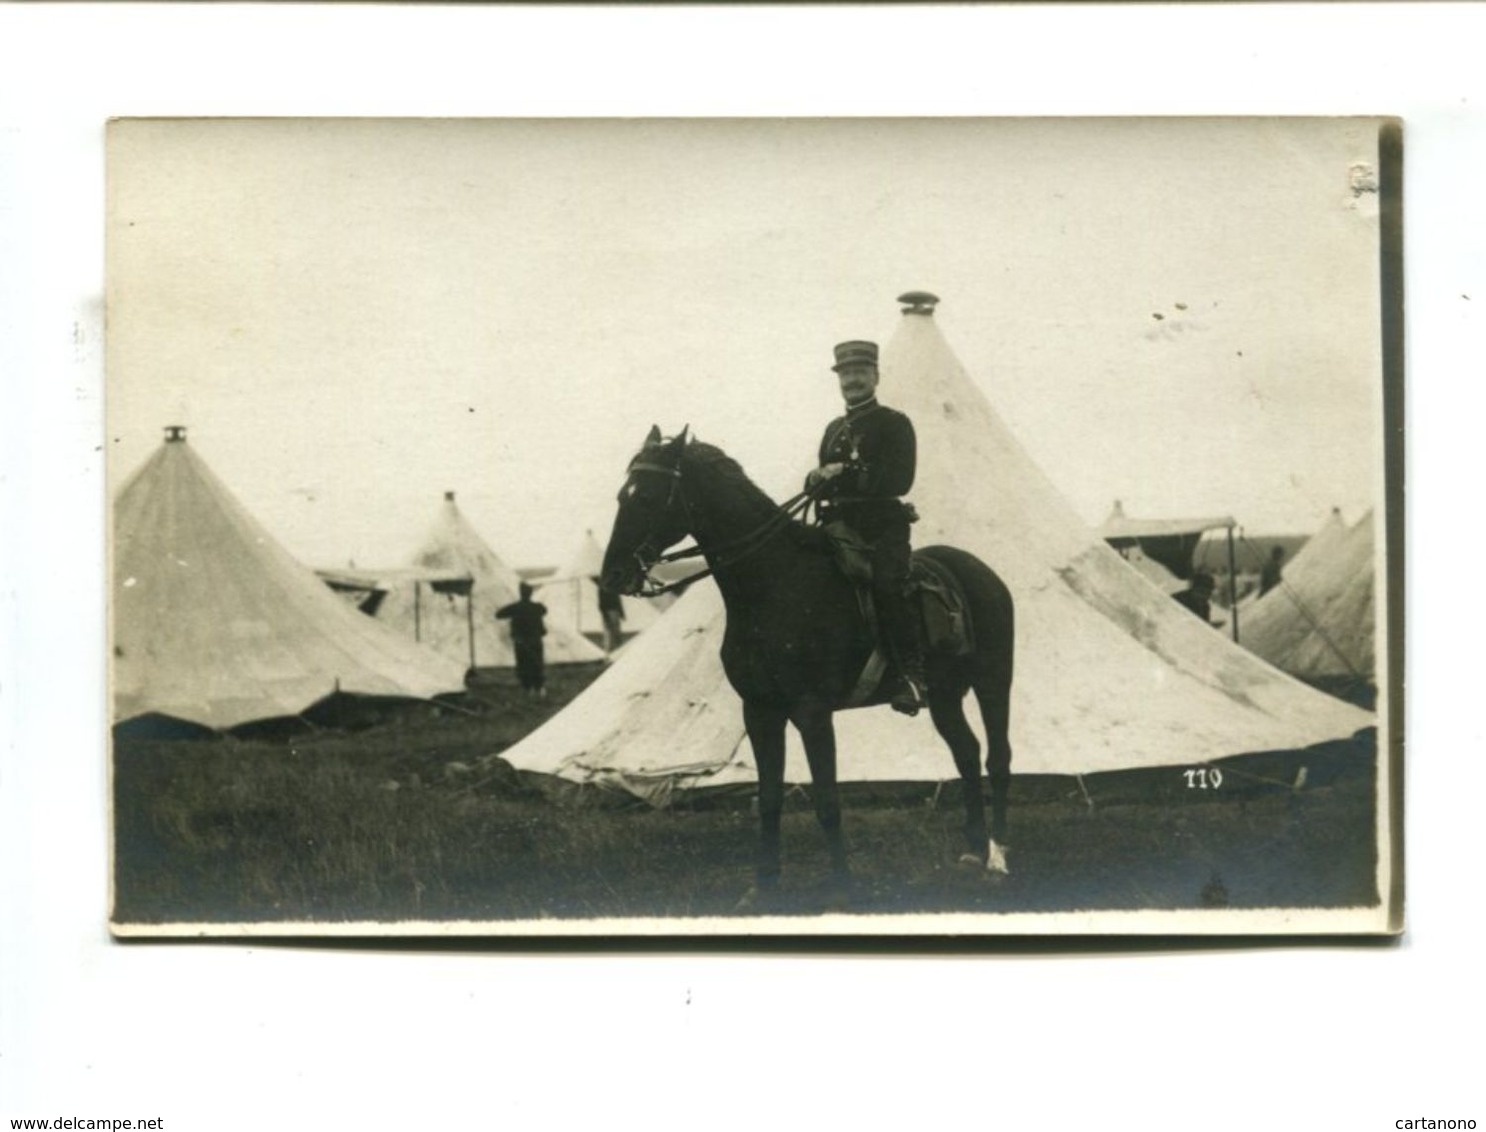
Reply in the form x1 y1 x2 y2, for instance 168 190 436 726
822 523 974 707
914 558 975 658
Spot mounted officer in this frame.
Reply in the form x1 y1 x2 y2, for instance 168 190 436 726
806 339 926 715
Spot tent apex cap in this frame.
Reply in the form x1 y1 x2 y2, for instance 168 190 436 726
898 291 940 315
444 491 456 501
164 425 187 442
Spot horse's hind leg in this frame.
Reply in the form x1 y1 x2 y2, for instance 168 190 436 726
927 686 989 863
973 667 1014 873
789 700 848 880
743 701 788 892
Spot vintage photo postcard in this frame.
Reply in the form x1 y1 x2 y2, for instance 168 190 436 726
106 117 1400 937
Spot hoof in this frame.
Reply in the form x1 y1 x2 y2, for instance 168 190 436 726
956 852 983 867
985 840 1010 876
822 879 852 913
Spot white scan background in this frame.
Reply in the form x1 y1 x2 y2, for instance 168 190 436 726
2 6 1480 1130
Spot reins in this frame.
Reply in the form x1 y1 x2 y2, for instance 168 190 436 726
626 459 823 597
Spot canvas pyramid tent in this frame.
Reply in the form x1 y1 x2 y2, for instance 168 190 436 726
1261 507 1350 590
1120 547 1186 596
112 429 468 730
536 530 673 651
1094 516 1187 596
502 295 1372 802
1223 507 1349 624
1238 510 1376 681
367 493 604 668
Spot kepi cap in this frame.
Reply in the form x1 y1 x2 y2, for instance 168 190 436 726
831 340 879 372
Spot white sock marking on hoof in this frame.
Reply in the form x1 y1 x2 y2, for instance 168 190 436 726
985 840 1010 875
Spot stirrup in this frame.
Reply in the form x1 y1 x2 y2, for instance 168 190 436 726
890 675 925 716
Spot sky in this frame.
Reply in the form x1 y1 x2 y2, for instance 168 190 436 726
107 116 1385 570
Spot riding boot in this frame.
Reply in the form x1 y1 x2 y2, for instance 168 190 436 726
891 650 928 716
878 589 927 716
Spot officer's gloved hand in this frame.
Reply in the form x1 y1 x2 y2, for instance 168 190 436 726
806 462 846 490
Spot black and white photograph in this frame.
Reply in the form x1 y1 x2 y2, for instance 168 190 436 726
106 116 1397 935
7 6 1486 1130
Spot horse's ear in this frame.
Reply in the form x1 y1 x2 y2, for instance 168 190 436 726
645 424 662 446
663 425 690 456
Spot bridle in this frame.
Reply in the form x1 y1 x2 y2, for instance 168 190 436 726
620 455 821 597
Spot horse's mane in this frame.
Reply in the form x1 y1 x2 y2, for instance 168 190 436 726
679 441 787 525
675 440 829 553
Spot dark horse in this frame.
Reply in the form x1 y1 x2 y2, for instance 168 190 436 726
602 427 1016 898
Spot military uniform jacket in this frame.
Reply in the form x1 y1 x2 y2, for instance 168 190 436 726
495 598 548 644
815 398 916 539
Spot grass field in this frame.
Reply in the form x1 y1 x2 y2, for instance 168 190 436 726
112 664 1380 928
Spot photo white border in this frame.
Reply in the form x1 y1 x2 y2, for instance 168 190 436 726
3 5 1481 1127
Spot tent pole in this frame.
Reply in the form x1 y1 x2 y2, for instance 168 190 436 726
1226 525 1240 643
466 583 476 670
414 581 421 642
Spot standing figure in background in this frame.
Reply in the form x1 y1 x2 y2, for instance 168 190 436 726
1259 546 1286 596
496 582 549 697
1173 572 1219 626
596 581 626 658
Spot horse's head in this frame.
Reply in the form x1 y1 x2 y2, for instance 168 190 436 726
601 425 692 597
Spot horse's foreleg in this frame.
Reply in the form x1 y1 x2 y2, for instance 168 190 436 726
743 701 788 890
790 702 847 878
927 687 989 862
